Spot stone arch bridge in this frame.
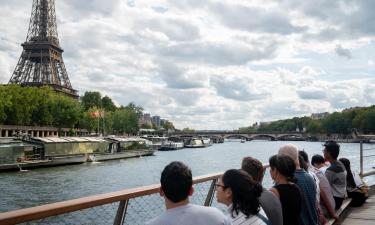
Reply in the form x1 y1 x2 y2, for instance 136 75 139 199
171 131 307 142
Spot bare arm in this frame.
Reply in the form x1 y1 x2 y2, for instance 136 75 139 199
320 184 338 219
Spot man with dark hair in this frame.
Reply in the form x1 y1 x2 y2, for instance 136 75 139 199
311 154 328 173
147 161 231 225
242 157 283 225
323 141 347 209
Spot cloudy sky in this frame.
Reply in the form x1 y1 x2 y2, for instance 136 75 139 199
1 0 375 130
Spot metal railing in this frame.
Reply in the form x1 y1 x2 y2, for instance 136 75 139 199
359 141 375 177
0 172 224 225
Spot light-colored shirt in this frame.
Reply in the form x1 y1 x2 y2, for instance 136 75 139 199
146 204 231 225
259 189 283 225
228 205 269 225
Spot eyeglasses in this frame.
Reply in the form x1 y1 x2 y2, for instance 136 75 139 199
215 183 225 188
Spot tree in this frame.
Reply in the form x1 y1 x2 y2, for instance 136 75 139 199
102 96 116 112
306 120 322 134
50 94 82 129
182 127 195 133
163 121 175 130
81 91 101 111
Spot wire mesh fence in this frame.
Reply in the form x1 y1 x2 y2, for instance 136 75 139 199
20 202 119 225
13 179 219 225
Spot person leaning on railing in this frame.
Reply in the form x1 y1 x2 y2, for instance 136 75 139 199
323 141 347 210
339 158 369 207
241 157 283 225
146 161 231 225
215 169 270 225
279 144 318 225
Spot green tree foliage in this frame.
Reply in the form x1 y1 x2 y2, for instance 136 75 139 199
102 96 116 112
163 121 175 130
182 127 195 133
81 91 101 111
321 112 352 134
0 85 168 135
112 108 139 135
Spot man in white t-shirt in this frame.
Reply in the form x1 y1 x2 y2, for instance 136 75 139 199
146 161 231 225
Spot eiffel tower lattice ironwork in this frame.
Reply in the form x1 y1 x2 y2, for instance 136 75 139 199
8 0 78 98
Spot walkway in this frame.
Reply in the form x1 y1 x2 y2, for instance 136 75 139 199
341 194 375 225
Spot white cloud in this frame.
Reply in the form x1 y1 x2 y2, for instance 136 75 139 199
0 0 374 129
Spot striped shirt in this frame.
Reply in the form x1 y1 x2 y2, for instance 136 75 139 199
228 206 270 225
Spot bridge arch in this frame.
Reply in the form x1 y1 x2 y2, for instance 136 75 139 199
249 134 277 141
277 134 306 141
223 134 250 139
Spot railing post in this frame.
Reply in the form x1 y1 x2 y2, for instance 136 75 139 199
360 141 363 176
113 200 129 225
204 178 217 206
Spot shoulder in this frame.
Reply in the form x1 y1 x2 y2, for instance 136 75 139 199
327 162 345 173
190 205 228 218
146 213 168 225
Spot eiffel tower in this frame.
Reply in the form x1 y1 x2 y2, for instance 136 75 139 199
8 0 78 98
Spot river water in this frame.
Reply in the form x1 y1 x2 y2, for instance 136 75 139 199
1 140 374 212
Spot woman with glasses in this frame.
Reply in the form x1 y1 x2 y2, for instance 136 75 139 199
216 169 270 225
269 154 303 225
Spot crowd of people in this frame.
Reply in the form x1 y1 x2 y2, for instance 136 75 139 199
146 140 369 225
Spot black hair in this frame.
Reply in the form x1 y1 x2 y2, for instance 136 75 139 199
299 150 309 163
339 158 356 188
160 161 192 203
324 140 340 159
311 154 325 166
221 169 262 218
269 154 297 183
299 155 308 171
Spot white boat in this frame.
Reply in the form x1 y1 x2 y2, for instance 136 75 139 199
158 141 184 151
184 138 212 148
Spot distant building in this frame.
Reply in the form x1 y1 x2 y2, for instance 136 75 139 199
151 116 161 128
311 112 329 120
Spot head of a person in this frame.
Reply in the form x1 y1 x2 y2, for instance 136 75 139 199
216 169 262 218
299 155 308 171
241 157 264 183
299 150 309 163
339 158 356 188
323 140 340 161
269 154 297 183
160 161 193 203
278 144 299 168
311 154 325 168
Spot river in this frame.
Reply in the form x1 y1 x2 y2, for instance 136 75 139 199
1 140 374 212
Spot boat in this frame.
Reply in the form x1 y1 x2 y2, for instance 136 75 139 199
184 137 212 148
158 141 184 151
140 135 168 150
88 137 154 161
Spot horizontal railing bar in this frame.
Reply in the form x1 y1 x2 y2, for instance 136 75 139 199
0 171 233 225
363 154 375 158
360 170 375 177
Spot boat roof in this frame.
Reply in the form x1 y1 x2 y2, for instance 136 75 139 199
31 137 108 143
106 137 148 142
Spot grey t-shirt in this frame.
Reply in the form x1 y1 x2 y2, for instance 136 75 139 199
325 161 347 198
146 204 231 225
259 189 283 225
